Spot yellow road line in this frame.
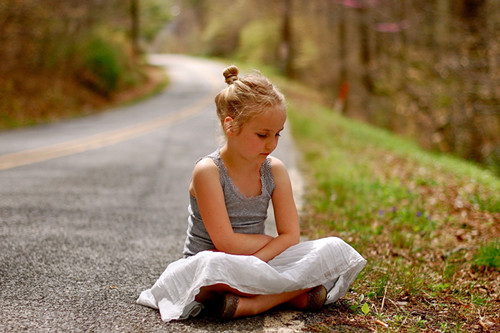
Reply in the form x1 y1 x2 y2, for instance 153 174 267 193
0 94 213 171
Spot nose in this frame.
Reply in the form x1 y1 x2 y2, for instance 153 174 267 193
265 136 279 152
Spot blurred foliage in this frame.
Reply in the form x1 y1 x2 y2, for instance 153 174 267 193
2 0 499 174
236 19 281 65
161 0 500 173
78 34 125 95
0 0 172 129
140 0 174 42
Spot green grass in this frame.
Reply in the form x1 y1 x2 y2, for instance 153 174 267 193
473 240 500 270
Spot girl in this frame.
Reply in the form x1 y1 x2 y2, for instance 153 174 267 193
137 65 366 322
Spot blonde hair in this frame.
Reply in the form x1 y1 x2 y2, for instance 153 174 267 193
215 65 286 134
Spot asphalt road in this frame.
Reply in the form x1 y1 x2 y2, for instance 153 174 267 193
0 55 309 332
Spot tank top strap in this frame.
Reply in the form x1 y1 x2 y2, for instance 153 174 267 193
260 157 275 195
206 150 230 186
199 150 275 197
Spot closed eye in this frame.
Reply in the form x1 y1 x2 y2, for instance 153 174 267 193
257 131 282 139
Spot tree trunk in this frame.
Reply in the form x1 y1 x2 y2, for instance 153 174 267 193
358 6 373 93
336 4 348 114
460 0 487 162
434 0 450 60
281 0 294 78
130 0 140 58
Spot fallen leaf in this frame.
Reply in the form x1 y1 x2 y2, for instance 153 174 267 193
375 319 389 328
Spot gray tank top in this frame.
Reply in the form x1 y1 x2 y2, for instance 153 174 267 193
183 150 276 257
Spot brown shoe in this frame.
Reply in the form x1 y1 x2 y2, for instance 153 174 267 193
219 293 239 320
305 285 327 311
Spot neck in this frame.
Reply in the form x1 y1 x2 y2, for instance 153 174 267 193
220 143 261 173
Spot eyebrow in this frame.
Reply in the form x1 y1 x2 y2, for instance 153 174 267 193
258 127 284 132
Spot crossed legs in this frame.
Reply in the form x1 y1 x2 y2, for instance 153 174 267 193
195 283 321 318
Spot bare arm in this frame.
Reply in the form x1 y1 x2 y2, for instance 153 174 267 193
191 158 274 255
252 157 301 262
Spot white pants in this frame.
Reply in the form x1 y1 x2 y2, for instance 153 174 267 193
137 237 366 322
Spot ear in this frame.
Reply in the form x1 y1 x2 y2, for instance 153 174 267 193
223 116 235 136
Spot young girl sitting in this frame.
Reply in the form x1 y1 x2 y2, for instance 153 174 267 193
137 65 366 322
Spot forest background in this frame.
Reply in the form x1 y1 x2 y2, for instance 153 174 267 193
1 0 499 174
159 0 500 174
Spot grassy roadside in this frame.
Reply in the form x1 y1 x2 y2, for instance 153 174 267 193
279 82 499 332
0 64 167 131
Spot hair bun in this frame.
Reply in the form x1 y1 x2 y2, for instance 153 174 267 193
223 65 239 85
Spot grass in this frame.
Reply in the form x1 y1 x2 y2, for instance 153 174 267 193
282 92 500 331
473 240 500 270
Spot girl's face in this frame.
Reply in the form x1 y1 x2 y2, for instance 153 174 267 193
226 106 286 162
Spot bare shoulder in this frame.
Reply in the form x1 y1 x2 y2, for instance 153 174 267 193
269 155 285 167
268 156 290 181
193 157 218 173
191 157 220 193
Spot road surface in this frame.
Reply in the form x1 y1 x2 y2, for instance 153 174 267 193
0 55 308 332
